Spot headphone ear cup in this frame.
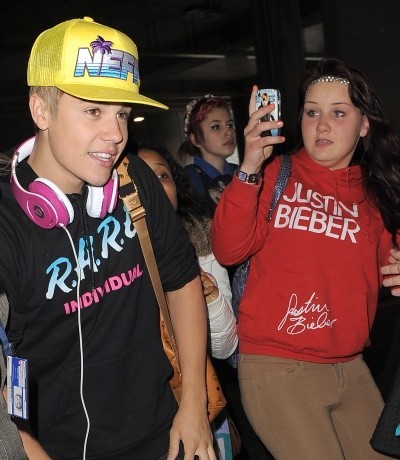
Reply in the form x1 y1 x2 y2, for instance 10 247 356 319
28 179 74 228
10 137 74 229
104 169 119 213
86 170 119 218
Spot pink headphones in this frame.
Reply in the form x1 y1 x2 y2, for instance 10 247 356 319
10 137 119 229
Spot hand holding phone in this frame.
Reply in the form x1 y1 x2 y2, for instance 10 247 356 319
255 89 281 137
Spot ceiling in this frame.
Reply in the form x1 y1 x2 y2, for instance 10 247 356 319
1 0 323 108
1 1 253 108
0 0 324 150
2 1 400 155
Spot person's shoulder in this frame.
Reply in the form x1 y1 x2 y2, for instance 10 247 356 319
121 151 173 209
183 163 197 173
183 163 204 181
0 175 17 206
225 161 237 174
124 151 147 170
0 293 8 328
123 152 159 185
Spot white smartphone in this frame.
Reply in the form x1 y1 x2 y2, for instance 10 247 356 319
256 88 281 137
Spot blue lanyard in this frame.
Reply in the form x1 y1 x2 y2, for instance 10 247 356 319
0 322 12 357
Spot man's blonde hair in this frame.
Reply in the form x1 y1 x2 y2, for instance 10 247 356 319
29 86 63 118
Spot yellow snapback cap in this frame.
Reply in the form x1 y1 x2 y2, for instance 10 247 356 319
27 17 168 109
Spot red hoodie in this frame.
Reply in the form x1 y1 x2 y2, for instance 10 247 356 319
212 148 393 363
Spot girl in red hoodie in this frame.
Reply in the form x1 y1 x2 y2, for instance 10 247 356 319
212 58 400 459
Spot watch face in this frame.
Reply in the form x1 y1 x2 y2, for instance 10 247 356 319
236 170 260 183
237 171 248 182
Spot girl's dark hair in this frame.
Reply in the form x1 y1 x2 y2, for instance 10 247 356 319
178 95 231 161
297 57 400 245
134 141 213 224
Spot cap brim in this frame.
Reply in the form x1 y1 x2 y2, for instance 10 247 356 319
55 84 169 109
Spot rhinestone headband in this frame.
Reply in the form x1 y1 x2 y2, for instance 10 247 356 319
183 94 214 134
305 76 350 94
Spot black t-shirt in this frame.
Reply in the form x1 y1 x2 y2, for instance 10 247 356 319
0 153 199 459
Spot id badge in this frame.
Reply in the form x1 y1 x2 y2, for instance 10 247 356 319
7 356 28 419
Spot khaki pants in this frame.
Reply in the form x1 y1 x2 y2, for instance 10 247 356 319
238 354 390 459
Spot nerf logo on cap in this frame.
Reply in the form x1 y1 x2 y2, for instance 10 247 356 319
73 35 139 84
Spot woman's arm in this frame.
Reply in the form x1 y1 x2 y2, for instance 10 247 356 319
199 261 238 359
206 289 238 359
212 86 285 265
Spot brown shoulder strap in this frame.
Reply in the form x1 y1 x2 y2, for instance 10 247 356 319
116 157 177 347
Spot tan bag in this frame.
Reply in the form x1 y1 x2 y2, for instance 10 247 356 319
118 157 226 422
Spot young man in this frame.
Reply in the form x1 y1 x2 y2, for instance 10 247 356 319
0 17 215 460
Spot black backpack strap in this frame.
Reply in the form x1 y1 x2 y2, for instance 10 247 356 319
267 154 292 221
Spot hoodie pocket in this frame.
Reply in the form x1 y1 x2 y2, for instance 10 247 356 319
240 271 370 360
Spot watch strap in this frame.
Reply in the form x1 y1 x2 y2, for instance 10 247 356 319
235 169 261 184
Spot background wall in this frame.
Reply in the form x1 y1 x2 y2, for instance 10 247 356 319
322 0 400 129
2 1 400 161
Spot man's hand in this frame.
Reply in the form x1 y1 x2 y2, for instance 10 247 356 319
166 276 217 460
3 385 51 459
167 398 216 460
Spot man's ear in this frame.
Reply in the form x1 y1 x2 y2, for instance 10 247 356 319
29 94 50 131
359 115 369 138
